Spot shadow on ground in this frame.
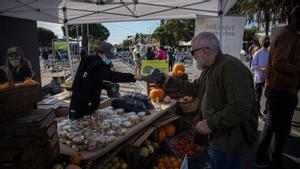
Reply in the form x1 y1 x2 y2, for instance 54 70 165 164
242 133 300 169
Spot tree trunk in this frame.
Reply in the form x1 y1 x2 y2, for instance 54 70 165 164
265 11 270 37
82 24 88 51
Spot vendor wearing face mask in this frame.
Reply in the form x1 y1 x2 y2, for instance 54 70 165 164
69 42 143 119
5 47 33 82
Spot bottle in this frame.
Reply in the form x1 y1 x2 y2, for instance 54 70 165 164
154 97 161 111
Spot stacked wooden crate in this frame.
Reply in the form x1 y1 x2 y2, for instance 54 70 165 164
0 109 59 169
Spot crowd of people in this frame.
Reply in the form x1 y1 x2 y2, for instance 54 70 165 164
116 45 194 73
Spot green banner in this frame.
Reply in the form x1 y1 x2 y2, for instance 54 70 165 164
141 60 169 75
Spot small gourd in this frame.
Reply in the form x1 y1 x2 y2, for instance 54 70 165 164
149 88 165 102
23 78 38 85
65 164 82 169
0 82 10 91
70 153 83 165
171 64 185 76
163 124 176 138
159 128 167 143
52 164 64 169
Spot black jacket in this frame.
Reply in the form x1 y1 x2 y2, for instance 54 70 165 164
69 55 135 119
12 65 32 82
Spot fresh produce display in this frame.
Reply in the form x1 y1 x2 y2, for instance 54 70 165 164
51 154 92 169
153 156 182 169
23 78 38 85
58 107 147 152
171 134 201 159
100 156 128 169
139 139 159 158
171 64 185 77
149 88 165 102
0 78 38 92
162 124 176 138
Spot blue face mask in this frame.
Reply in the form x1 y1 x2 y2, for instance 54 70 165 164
102 56 111 65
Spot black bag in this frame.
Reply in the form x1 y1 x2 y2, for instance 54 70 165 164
111 95 147 113
103 81 120 98
192 132 209 146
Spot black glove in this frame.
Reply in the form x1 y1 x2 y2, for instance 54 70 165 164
143 69 165 86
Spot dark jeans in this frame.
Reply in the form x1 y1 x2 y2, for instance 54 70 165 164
255 82 268 114
256 88 298 165
210 147 241 169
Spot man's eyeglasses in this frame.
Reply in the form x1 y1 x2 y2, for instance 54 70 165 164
191 47 209 55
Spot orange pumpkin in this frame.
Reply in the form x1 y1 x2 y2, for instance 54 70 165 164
70 153 83 165
23 78 38 85
172 64 185 76
149 88 165 102
159 128 166 143
162 124 176 138
0 82 10 91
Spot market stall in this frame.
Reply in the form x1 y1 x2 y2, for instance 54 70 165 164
0 1 238 169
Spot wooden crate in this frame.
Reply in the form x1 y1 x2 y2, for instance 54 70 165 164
127 126 158 169
0 109 58 169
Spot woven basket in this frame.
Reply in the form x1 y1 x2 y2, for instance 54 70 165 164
0 84 38 121
178 98 199 115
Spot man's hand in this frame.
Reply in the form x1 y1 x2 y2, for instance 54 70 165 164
134 74 143 81
195 120 212 134
143 69 165 86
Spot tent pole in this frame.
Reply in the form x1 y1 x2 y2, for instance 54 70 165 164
219 15 223 50
219 0 223 51
63 7 75 79
87 24 90 54
65 23 75 80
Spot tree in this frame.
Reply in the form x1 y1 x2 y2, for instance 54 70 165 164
122 39 130 49
62 24 110 49
37 27 57 47
243 27 258 42
153 19 195 47
229 0 299 36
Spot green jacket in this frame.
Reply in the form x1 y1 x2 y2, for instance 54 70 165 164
168 53 258 159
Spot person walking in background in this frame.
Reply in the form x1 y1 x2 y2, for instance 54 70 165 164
42 47 49 70
156 46 167 60
5 47 33 82
249 39 261 68
146 46 155 60
167 48 174 71
133 44 142 74
255 6 300 169
251 36 270 117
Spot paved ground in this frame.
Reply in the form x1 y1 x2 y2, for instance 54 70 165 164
40 59 300 168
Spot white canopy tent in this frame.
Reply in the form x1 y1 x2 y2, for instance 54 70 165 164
0 0 236 24
0 0 237 78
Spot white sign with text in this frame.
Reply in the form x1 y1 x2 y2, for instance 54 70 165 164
192 15 246 80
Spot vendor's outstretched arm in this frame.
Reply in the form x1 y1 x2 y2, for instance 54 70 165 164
97 66 136 83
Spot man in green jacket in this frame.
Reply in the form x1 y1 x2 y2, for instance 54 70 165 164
151 32 258 169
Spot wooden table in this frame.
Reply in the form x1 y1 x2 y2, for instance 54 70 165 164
60 100 177 160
